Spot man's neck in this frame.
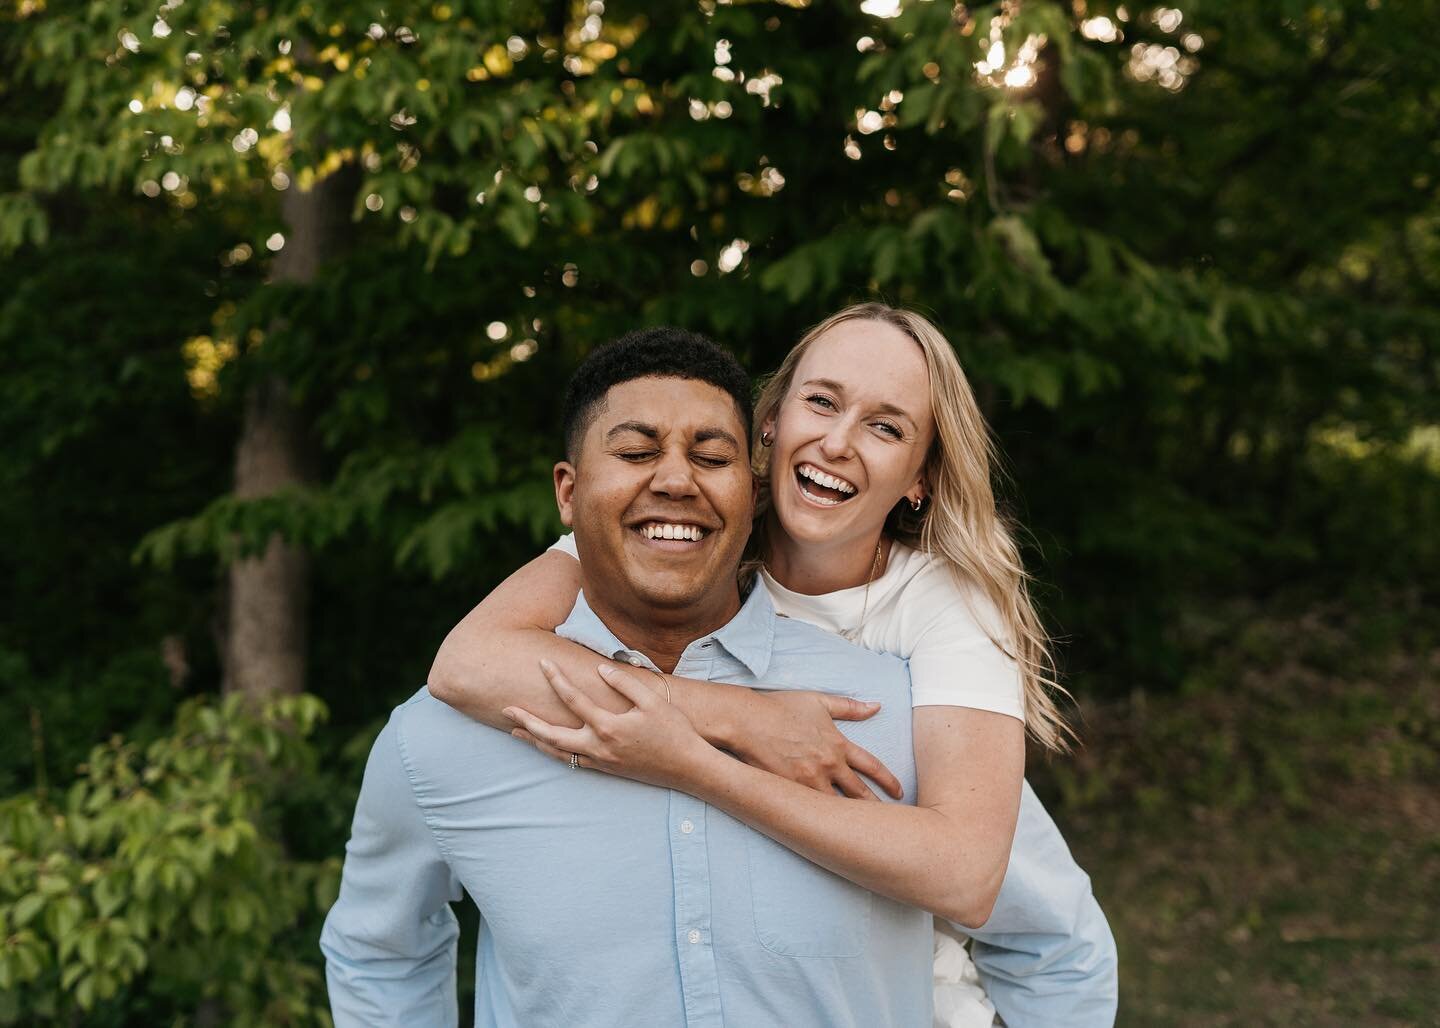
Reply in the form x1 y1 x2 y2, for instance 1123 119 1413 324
582 587 743 674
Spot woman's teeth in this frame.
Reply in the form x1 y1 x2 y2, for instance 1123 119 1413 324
640 522 706 541
796 463 857 505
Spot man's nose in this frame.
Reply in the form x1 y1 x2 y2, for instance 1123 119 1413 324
649 449 699 498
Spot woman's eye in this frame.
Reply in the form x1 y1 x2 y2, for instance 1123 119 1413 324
874 422 903 439
693 454 732 468
805 394 837 410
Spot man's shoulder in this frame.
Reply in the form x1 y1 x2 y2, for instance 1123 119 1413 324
386 686 509 775
768 612 907 676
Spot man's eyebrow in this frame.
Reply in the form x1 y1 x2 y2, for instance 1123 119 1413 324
607 422 741 449
605 421 659 441
695 427 741 449
799 378 918 425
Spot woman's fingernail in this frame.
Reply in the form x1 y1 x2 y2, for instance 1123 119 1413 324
503 707 517 721
597 664 614 677
539 659 555 674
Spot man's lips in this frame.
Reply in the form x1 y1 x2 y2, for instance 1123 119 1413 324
626 517 714 548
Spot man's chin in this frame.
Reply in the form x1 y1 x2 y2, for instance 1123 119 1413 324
625 576 716 612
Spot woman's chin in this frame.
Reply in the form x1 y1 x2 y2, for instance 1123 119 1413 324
774 493 863 546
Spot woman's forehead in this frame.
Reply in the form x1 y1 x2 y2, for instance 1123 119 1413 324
794 321 932 412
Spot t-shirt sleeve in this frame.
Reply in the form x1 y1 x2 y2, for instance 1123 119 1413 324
547 532 580 560
905 567 1025 721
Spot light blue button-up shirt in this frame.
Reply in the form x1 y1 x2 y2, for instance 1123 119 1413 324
321 585 1116 1027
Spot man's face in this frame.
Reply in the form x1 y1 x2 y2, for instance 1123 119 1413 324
556 376 755 622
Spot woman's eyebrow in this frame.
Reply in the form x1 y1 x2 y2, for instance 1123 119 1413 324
800 377 847 395
799 378 917 426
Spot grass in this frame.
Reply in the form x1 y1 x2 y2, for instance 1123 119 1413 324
1033 591 1440 1026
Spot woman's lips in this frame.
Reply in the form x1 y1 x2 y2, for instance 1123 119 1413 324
793 466 856 507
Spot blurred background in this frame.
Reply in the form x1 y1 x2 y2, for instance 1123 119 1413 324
2 0 1437 1023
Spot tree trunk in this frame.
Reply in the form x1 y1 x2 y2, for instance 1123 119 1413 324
222 175 349 697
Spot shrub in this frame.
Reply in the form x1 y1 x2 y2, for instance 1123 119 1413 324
0 693 340 1026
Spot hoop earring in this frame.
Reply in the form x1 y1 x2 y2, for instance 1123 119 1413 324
761 430 773 447
911 497 923 512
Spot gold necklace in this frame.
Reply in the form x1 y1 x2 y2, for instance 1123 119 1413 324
846 539 885 641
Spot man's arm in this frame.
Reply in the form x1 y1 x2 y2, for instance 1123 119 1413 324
320 710 465 1028
953 781 1119 1028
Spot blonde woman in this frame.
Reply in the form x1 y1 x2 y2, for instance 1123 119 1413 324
429 304 1114 1026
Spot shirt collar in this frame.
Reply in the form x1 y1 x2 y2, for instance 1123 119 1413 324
556 584 775 679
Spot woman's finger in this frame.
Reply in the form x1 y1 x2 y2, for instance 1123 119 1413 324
845 741 904 800
833 767 881 802
502 704 592 754
540 659 615 726
595 663 660 707
821 694 882 722
511 728 576 766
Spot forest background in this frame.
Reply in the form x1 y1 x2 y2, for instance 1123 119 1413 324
2 0 1437 1024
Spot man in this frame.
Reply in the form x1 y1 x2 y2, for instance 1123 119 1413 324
321 328 1116 1026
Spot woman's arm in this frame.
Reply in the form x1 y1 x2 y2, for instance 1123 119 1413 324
427 552 903 798
508 662 1024 928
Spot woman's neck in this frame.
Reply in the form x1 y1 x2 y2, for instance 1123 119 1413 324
763 512 892 596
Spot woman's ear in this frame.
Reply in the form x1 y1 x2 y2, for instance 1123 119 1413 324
907 472 929 509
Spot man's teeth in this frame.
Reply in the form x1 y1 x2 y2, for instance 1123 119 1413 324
797 464 856 495
641 522 706 541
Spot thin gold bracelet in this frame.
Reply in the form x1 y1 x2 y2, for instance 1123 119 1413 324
643 666 673 706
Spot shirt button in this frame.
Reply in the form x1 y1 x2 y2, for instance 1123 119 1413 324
687 929 701 944
679 819 694 834
628 656 644 667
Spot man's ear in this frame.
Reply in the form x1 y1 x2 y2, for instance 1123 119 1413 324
553 461 577 528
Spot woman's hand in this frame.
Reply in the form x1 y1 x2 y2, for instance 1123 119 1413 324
727 690 903 801
505 661 718 791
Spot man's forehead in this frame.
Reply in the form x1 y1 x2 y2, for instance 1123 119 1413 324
596 377 747 439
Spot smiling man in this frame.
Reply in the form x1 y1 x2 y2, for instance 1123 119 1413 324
320 328 1114 1027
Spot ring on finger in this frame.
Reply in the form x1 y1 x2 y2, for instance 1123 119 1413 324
569 752 580 770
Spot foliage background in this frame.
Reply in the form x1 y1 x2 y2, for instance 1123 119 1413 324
1 0 1437 1023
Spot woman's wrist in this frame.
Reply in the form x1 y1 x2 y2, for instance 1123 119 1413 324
668 677 752 750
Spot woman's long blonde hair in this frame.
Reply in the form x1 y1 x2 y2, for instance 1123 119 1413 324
750 303 1075 753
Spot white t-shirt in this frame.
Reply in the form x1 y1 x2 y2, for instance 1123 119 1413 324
759 542 1024 722
551 533 1025 722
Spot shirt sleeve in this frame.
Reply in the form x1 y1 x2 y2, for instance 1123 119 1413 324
904 568 1026 720
547 532 579 560
320 711 465 1028
950 781 1119 1028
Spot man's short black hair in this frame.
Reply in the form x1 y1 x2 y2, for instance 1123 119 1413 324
561 327 753 461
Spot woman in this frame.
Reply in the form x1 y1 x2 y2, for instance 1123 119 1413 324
429 303 1073 1026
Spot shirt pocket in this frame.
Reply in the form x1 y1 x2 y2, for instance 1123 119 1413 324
746 831 872 957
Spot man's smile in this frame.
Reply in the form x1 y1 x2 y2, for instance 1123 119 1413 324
630 518 713 550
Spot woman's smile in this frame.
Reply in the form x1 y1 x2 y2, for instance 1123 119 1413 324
794 462 859 507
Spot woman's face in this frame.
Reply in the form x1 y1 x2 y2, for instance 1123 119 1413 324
764 319 935 554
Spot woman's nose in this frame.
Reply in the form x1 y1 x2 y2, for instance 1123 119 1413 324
818 420 856 461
